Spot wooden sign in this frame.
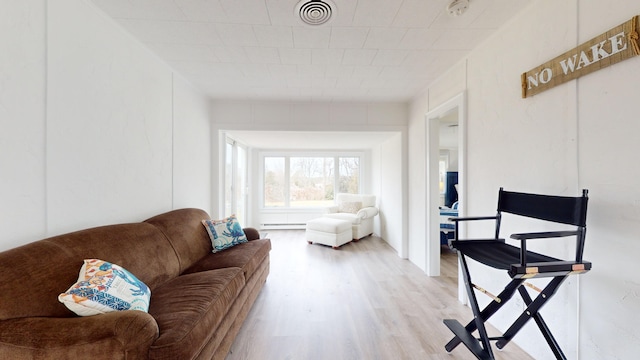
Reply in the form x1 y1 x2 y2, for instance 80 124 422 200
522 15 640 98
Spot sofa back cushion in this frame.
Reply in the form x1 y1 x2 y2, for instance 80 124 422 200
0 240 75 319
145 208 213 274
0 223 179 320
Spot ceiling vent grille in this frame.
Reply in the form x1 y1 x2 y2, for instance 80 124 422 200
446 0 469 17
296 0 334 26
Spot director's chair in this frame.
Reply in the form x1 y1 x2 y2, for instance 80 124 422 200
443 188 591 360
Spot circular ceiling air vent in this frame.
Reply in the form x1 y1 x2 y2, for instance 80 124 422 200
447 0 469 17
296 0 335 26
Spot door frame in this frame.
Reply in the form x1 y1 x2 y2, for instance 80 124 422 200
425 91 467 303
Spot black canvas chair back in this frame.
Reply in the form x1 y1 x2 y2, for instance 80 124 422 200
443 188 591 360
499 189 588 226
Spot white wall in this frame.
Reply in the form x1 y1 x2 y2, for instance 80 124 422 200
576 3 640 358
408 0 640 358
0 0 211 251
172 75 212 211
407 92 429 271
211 100 407 254
0 1 47 246
376 132 405 254
47 0 174 234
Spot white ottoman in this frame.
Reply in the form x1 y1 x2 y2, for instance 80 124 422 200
306 217 352 249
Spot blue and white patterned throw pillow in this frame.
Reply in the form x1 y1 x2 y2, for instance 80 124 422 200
58 259 151 316
202 215 248 253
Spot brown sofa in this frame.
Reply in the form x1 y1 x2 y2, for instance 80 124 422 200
0 208 271 359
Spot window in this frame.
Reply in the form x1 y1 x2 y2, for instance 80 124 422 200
290 157 334 207
338 157 359 194
262 153 361 208
264 157 285 207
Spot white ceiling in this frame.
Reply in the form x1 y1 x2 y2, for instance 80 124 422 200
89 0 531 103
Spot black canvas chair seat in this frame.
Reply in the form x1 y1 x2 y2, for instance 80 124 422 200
453 240 560 270
443 188 591 360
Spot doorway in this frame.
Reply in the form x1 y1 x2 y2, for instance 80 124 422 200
425 92 466 303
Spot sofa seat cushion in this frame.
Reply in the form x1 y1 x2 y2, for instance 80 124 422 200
182 239 271 280
147 268 244 360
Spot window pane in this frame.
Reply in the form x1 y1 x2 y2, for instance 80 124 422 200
338 157 359 194
289 157 334 207
264 157 285 207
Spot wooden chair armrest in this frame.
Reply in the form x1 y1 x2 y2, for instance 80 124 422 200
448 216 499 244
511 231 580 266
509 260 592 279
510 230 579 240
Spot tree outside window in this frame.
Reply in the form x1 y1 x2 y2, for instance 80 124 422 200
290 157 334 207
338 157 359 194
264 157 285 207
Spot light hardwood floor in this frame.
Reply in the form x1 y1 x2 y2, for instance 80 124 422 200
226 230 533 360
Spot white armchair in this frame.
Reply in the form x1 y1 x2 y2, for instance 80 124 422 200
324 193 379 240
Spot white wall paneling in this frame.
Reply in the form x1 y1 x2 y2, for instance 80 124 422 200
172 74 212 213
408 0 640 358
0 0 211 250
47 0 174 234
0 1 47 250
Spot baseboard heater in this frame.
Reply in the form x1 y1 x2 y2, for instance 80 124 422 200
260 223 306 230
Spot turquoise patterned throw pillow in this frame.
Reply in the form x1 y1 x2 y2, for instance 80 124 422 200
58 259 151 316
202 215 248 253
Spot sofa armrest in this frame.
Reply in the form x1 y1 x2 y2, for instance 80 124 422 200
243 227 262 241
0 311 158 359
356 206 379 220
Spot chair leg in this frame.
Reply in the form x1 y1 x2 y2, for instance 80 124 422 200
444 253 494 359
496 276 568 360
519 284 567 360
445 278 523 352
